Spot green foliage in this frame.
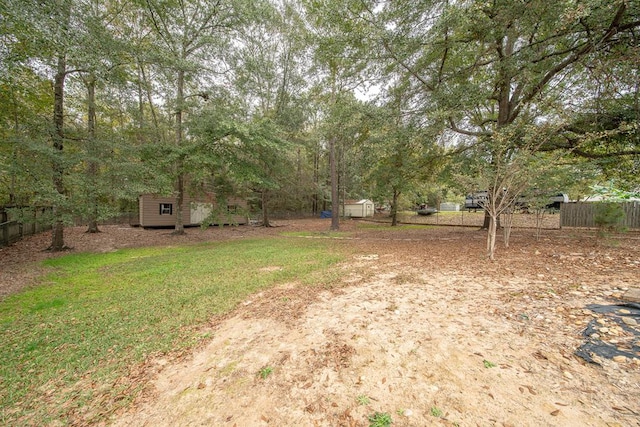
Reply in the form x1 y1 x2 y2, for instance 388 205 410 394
357 395 371 405
0 67 54 205
258 366 274 379
590 183 640 201
430 406 443 417
1 0 638 247
0 238 343 425
594 202 627 235
483 359 497 368
356 89 445 223
365 0 639 249
368 411 392 427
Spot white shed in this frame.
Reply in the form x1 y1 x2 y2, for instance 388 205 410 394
342 199 375 218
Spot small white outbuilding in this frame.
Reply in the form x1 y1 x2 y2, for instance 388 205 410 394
342 199 375 218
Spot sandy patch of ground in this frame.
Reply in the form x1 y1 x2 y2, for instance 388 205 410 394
1 216 639 426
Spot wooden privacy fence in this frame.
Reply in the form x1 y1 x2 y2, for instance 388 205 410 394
1 208 141 247
0 207 53 247
560 201 640 229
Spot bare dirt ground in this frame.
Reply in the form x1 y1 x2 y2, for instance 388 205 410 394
1 214 640 426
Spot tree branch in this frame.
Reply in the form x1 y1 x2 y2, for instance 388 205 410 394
448 117 492 137
572 148 640 159
382 39 435 91
511 2 629 121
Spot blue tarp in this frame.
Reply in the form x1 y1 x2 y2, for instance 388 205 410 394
320 210 332 218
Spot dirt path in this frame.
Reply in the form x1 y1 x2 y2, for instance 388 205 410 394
113 224 638 427
2 218 639 426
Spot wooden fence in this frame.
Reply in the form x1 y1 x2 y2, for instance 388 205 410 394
1 208 138 247
560 201 640 229
0 207 53 247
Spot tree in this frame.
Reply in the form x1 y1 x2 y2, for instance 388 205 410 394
70 0 133 233
354 0 640 256
228 1 309 226
2 0 79 250
139 0 244 234
364 84 443 226
456 127 545 259
2 0 136 248
549 96 640 190
304 0 370 230
0 67 53 207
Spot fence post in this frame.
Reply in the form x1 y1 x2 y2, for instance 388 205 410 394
1 207 7 246
559 204 563 229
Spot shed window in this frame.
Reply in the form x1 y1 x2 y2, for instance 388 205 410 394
227 205 238 213
159 203 173 215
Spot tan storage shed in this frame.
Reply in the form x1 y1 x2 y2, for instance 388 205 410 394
138 194 248 227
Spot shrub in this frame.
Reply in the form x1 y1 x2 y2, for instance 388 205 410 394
594 202 626 236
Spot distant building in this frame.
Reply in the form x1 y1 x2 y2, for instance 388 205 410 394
341 199 375 218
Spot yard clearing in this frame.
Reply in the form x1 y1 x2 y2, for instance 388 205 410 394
1 215 639 426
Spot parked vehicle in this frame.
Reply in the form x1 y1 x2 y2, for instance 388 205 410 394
546 193 570 210
464 191 488 212
464 191 568 212
417 206 438 215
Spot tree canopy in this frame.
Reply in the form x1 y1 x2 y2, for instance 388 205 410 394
1 0 638 255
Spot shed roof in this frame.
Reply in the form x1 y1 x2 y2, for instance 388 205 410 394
344 199 372 205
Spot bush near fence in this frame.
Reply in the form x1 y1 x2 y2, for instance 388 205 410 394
560 201 640 229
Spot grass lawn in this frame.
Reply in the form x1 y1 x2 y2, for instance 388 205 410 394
0 237 343 425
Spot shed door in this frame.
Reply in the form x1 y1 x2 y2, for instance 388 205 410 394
190 203 212 224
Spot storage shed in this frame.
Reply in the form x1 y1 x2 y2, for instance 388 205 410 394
439 202 460 212
342 199 375 218
138 194 248 227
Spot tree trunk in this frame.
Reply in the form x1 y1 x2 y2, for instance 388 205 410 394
9 88 20 205
262 189 271 227
136 64 146 144
329 136 339 231
535 209 545 240
173 68 185 235
174 170 185 235
50 54 67 251
481 33 512 247
481 210 491 229
139 60 163 143
502 207 513 247
487 215 498 260
312 144 319 215
391 189 400 226
9 148 16 205
481 209 502 230
86 74 100 233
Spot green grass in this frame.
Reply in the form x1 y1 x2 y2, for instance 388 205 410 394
483 359 497 368
356 394 371 405
258 366 274 379
368 411 392 427
0 237 343 425
282 230 353 238
430 406 443 417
